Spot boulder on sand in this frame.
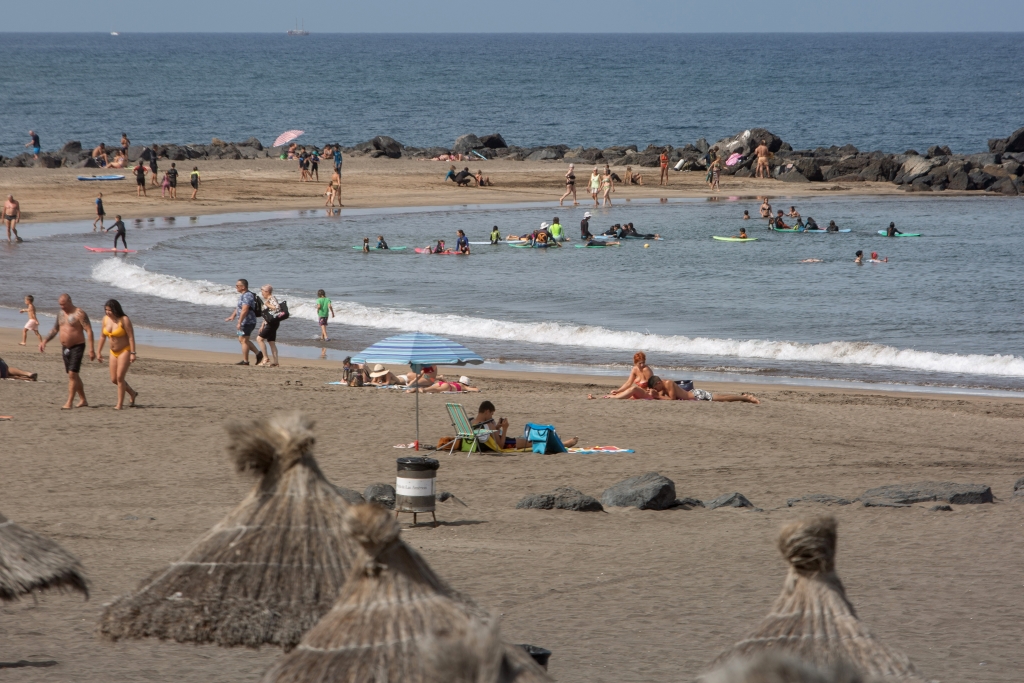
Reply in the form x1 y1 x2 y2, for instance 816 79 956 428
364 483 396 509
859 481 993 507
1013 476 1024 498
516 486 603 512
776 167 809 183
601 473 676 510
786 494 852 507
478 133 508 149
453 134 484 154
706 492 757 510
372 135 402 159
61 141 82 155
34 154 63 169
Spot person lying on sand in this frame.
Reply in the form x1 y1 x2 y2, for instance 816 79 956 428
472 400 579 449
0 357 38 381
342 356 370 385
368 364 401 385
406 375 480 393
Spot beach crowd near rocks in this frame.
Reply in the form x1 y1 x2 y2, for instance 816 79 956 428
7 126 1024 196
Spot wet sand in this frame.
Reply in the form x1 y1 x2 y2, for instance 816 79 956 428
0 157 910 226
0 333 1022 682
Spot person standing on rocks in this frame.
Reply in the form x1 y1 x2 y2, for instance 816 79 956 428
659 147 670 185
755 139 771 178
560 164 578 206
120 133 130 155
4 195 22 243
40 293 96 409
25 130 40 159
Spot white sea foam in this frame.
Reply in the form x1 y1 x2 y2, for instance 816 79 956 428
93 260 1024 378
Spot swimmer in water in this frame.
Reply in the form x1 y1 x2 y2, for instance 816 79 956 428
869 251 888 263
801 258 823 263
742 210 750 220
362 237 370 252
855 250 864 265
490 226 501 244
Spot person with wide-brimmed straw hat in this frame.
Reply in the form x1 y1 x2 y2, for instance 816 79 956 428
368 364 400 386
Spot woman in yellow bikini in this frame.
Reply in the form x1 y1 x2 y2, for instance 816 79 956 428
96 299 138 409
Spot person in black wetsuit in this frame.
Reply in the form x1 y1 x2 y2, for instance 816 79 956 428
580 212 593 238
376 235 389 249
603 224 620 236
886 222 902 237
110 215 127 250
149 145 159 187
453 167 473 186
806 217 820 230
622 222 660 239
827 220 840 232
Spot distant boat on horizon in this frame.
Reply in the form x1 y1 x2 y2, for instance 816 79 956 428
287 20 309 36
110 31 120 36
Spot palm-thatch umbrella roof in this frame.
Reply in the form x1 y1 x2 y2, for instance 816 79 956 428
99 413 359 649
0 512 89 601
705 516 925 682
260 504 552 683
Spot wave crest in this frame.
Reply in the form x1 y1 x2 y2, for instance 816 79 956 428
92 259 1024 378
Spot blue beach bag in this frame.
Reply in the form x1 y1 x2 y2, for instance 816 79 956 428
523 423 567 454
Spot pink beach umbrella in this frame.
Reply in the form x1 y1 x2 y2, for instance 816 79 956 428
273 130 305 147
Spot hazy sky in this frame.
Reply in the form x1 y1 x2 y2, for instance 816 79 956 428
5 0 1024 32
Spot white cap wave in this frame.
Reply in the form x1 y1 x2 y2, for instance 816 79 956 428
92 259 1024 378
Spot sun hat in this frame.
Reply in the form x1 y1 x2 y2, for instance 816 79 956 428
584 211 591 218
369 364 390 378
459 376 471 385
540 222 550 229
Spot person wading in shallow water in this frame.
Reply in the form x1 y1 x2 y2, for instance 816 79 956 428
40 293 96 409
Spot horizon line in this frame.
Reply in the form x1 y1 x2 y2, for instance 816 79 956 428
3 30 1024 35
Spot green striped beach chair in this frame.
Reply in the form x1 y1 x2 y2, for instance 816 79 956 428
445 402 495 456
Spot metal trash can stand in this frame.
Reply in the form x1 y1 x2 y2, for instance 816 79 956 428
395 457 440 526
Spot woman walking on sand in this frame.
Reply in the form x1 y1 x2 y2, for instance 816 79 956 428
190 167 200 200
589 167 601 206
97 299 138 409
560 164 578 206
601 169 613 206
256 284 282 367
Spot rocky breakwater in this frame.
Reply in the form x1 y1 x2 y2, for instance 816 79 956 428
0 137 271 169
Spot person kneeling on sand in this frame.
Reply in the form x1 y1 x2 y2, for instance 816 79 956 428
0 357 38 381
472 400 579 449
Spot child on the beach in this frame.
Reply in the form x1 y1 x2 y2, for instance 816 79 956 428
19 295 41 345
316 289 335 341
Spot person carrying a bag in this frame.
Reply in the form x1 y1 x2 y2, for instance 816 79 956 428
256 284 289 367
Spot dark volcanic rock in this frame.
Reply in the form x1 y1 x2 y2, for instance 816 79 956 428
777 168 809 183
668 497 705 510
479 133 508 149
127 144 147 161
947 169 973 191
706 492 757 510
61 141 82 155
1015 476 1024 491
516 486 603 512
76 157 99 168
364 483 396 509
968 169 997 189
601 473 676 510
930 504 953 512
239 136 263 150
372 135 402 158
989 177 1019 196
453 134 484 154
527 147 562 161
1005 126 1024 153
333 486 366 505
786 494 852 507
790 157 823 181
860 481 993 507
926 145 953 158
967 152 1001 167
35 154 62 169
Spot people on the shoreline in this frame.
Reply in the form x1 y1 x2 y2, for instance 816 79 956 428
120 133 130 155
108 151 127 169
40 293 96 409
328 167 341 207
316 289 334 341
225 279 262 366
611 351 654 394
20 295 41 346
149 145 160 186
368 364 401 385
0 356 37 381
97 299 138 409
133 161 148 197
755 139 771 178
659 148 670 185
310 151 319 182
5 195 22 243
109 214 127 250
709 156 721 191
589 167 601 206
471 400 580 450
406 375 480 393
560 163 577 205
92 143 110 167
451 167 473 186
647 377 760 403
624 166 644 185
167 163 179 199
256 284 281 367
601 168 613 206
475 169 492 187
190 166 200 200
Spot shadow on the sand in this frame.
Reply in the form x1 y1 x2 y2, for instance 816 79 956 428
0 660 58 669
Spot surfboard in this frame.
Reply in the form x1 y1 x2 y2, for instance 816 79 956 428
352 246 408 250
77 175 125 181
712 236 758 242
85 246 136 253
877 230 922 237
510 242 560 248
771 228 804 233
469 241 503 245
805 229 852 233
413 248 466 255
574 243 620 248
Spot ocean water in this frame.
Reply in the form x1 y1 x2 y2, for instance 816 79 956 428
1 33 1023 157
3 195 1023 391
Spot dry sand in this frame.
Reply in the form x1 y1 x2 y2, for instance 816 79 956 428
0 156 912 226
1 332 1022 682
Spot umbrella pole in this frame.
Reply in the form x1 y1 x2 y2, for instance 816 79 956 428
414 369 421 450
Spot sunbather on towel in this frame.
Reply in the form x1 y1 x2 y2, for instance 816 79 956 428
472 401 578 449
368 363 400 385
647 376 760 403
406 374 480 393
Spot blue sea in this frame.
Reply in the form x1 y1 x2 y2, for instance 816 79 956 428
1 33 1023 392
1 33 1023 156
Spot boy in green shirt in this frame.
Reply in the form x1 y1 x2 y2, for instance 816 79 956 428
316 289 335 341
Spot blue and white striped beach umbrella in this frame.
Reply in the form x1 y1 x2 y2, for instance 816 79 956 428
352 333 483 448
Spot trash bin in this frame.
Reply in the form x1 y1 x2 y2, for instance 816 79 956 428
395 457 439 526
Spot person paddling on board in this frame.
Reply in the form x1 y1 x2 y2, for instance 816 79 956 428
774 210 791 230
806 217 820 230
886 222 902 237
550 217 565 242
376 235 389 250
490 226 501 244
456 229 471 254
580 212 593 238
430 239 446 254
736 227 749 240
827 220 840 232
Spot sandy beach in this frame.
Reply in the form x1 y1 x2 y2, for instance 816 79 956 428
1 328 1022 682
0 157 913 226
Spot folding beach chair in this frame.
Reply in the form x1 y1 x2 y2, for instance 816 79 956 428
445 403 495 456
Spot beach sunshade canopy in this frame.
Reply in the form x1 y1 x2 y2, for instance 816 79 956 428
274 130 305 147
705 516 925 682
353 333 483 446
352 333 484 368
99 413 360 650
0 512 89 601
260 504 551 683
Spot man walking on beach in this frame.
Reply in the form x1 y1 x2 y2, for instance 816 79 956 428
755 139 771 179
26 130 40 159
166 163 179 199
4 195 21 243
40 293 96 409
225 279 262 366
659 147 670 186
93 192 106 231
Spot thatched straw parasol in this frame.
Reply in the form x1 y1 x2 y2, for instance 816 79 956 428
260 504 552 683
703 651 868 683
99 413 359 649
0 512 89 601
705 516 925 682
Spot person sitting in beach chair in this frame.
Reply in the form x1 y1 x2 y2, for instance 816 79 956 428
470 401 578 452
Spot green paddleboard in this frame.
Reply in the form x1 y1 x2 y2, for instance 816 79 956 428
876 230 921 237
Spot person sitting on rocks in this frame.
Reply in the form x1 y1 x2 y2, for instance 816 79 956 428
91 143 109 167
107 151 127 169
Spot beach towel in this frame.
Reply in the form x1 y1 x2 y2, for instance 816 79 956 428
460 434 531 454
524 423 567 454
568 446 635 454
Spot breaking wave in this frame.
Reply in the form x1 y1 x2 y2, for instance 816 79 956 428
92 259 1024 378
